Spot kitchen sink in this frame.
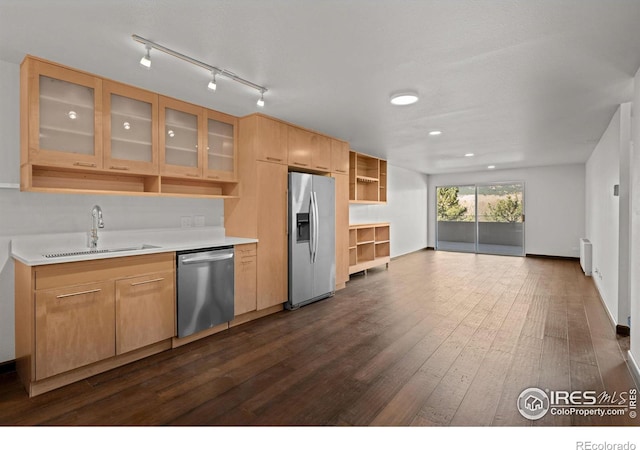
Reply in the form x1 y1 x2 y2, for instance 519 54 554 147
42 244 161 259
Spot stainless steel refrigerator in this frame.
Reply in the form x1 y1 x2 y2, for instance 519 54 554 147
287 172 336 309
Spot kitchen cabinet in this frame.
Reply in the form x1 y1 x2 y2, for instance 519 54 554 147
288 126 332 172
22 56 103 169
234 243 257 315
349 151 387 203
333 173 350 288
246 114 288 164
20 55 238 199
256 161 288 310
159 96 203 178
15 252 175 397
204 109 238 181
331 139 349 175
103 80 158 175
115 271 175 355
35 281 115 380
349 223 390 274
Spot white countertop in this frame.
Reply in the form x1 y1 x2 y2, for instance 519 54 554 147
11 226 258 266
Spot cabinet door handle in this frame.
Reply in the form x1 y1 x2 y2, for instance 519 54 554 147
266 157 283 162
293 161 308 167
73 162 96 168
109 165 130 171
207 175 220 179
130 277 165 286
185 173 199 177
57 288 101 299
335 169 347 173
316 166 329 170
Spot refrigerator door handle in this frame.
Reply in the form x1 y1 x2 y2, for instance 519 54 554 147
312 191 320 263
309 194 315 263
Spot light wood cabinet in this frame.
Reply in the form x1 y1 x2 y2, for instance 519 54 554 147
20 55 238 199
250 114 288 164
349 223 390 274
22 56 103 169
115 271 175 355
15 253 175 397
234 243 257 315
103 80 158 175
331 139 349 175
333 173 350 288
204 109 238 181
312 135 331 172
35 281 115 380
287 126 314 169
349 151 387 203
256 161 288 310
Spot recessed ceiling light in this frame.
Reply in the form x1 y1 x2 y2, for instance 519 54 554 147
465 153 474 157
390 92 419 106
488 165 496 169
429 130 442 136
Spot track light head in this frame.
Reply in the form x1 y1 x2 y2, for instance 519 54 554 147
140 46 151 69
257 90 265 107
207 71 217 91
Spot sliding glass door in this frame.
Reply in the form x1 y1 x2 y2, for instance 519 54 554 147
436 183 524 256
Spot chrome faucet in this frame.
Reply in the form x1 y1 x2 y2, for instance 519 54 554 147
89 205 104 249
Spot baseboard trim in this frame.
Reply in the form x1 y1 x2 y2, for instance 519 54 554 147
426 246 435 251
627 351 640 389
0 360 16 375
616 325 631 336
525 253 579 261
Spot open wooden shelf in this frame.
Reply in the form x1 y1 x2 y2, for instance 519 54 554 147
349 223 390 275
349 151 387 203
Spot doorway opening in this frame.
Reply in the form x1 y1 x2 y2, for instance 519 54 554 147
436 183 525 256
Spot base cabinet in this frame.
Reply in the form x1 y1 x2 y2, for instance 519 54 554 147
15 253 175 397
35 281 115 380
234 243 257 315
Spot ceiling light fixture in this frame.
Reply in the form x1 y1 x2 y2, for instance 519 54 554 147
488 165 496 169
429 130 442 136
132 34 268 105
207 71 217 91
465 153 474 157
67 111 77 120
257 90 265 107
390 92 419 106
139 45 151 69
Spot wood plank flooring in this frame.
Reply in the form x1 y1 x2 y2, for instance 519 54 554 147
0 250 637 426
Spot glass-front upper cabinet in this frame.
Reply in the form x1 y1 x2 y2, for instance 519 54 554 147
103 81 158 174
159 96 203 178
24 58 103 168
204 109 237 181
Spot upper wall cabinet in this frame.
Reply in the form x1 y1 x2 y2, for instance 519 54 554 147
204 109 238 181
331 139 349 175
103 80 158 175
20 56 238 198
22 57 103 169
349 150 387 203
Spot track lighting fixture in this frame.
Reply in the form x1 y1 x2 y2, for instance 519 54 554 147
139 45 151 69
207 71 217 91
132 34 268 105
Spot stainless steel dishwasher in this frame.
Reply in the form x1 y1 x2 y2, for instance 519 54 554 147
176 246 234 338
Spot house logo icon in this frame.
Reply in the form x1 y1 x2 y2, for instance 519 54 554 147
517 388 550 420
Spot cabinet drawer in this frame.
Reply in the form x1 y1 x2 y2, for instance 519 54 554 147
236 243 257 258
34 253 175 290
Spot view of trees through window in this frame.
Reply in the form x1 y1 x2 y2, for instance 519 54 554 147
437 184 523 223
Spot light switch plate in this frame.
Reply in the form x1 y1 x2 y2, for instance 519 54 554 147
181 216 192 228
194 215 205 227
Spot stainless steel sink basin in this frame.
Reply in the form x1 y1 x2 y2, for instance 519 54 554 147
43 244 161 259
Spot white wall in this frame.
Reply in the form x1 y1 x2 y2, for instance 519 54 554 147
630 67 640 374
349 164 428 258
0 59 224 364
428 164 585 258
585 107 622 325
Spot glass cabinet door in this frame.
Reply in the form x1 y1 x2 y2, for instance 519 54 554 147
103 81 158 174
204 110 237 181
28 59 103 168
159 97 202 178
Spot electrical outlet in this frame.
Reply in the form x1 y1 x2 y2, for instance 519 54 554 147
194 215 205 227
181 216 192 228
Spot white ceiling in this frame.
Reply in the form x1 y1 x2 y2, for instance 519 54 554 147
2 0 640 174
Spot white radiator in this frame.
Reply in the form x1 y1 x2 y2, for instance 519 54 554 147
580 238 592 276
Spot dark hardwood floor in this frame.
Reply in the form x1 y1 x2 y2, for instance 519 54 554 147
1 249 637 426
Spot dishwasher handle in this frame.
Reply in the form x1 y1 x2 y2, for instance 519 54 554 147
180 253 234 265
